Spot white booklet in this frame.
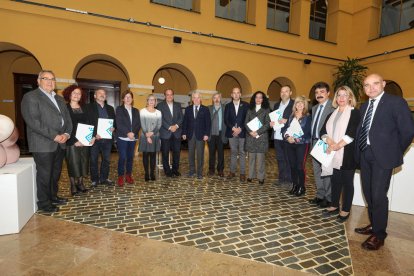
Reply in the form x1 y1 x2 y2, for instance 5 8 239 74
285 118 304 138
310 139 336 167
246 117 262 139
75 123 94 146
269 109 284 130
97 118 114 139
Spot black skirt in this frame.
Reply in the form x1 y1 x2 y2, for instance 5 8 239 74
65 145 90 177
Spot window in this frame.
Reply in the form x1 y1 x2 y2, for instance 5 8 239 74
216 0 247 23
267 0 291 32
151 0 197 12
380 0 414 37
309 0 327 41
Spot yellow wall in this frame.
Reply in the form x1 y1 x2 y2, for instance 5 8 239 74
1 0 414 122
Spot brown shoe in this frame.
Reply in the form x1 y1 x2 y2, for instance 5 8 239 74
227 172 236 178
208 171 215 177
240 174 246 182
355 224 373 235
362 235 384 250
218 171 224 177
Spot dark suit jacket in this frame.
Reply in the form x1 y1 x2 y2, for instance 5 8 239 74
355 93 414 169
21 88 72 152
224 100 249 138
320 109 361 170
208 104 227 143
311 99 335 142
157 101 183 139
271 99 294 139
282 114 312 144
86 102 116 139
115 105 141 139
182 105 211 141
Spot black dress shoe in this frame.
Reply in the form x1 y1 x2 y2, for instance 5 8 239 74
337 213 350 222
172 171 181 177
51 199 67 205
258 179 264 185
362 234 384 250
318 199 331 208
289 185 298 194
54 196 68 202
309 197 324 205
355 224 373 235
165 172 173 177
294 187 306 196
38 205 59 213
247 178 252 182
322 208 339 217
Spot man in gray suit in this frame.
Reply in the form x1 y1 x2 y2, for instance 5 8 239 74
21 70 72 213
208 93 227 177
157 89 183 177
309 82 335 208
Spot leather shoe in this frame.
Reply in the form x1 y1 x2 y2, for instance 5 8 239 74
227 172 235 178
247 178 252 182
258 179 264 185
318 199 331 208
362 235 384 250
289 185 298 195
294 187 306 196
309 197 324 205
355 224 373 235
38 205 59 213
240 174 246 182
322 208 339 217
172 171 181 177
337 213 350 222
218 171 224 177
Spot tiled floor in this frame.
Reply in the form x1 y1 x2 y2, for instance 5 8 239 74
48 151 352 275
2 150 414 275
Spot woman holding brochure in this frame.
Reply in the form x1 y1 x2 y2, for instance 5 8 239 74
139 94 162 182
245 91 270 184
115 90 141 187
282 96 312 196
319 86 360 222
63 85 94 195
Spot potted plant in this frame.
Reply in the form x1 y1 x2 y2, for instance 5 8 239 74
333 57 368 101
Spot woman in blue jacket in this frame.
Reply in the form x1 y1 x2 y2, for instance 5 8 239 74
282 96 312 196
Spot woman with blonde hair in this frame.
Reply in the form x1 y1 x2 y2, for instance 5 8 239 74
139 94 162 181
320 86 360 222
282 96 312 196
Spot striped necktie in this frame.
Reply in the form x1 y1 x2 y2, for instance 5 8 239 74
358 99 376 151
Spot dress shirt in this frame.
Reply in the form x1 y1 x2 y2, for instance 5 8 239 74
193 105 199 118
167 102 173 116
312 100 328 139
364 91 385 145
214 104 222 131
233 101 240 116
274 99 290 140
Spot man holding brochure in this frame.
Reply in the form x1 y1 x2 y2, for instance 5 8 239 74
86 88 116 187
270 85 294 185
309 82 335 207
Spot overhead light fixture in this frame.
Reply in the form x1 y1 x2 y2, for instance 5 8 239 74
158 70 165 84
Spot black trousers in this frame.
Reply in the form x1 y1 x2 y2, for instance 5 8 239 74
161 136 181 174
208 134 224 173
142 152 156 176
331 168 355 212
274 139 291 182
286 143 309 188
360 146 392 241
32 147 65 209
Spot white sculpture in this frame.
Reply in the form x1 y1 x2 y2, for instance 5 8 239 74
0 114 20 168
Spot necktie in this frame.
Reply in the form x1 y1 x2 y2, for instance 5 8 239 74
358 99 376 151
312 105 323 139
194 106 199 119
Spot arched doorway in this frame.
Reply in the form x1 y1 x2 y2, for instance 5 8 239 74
152 63 197 107
267 77 296 107
385 80 403 97
0 42 42 153
216 71 251 103
73 54 130 108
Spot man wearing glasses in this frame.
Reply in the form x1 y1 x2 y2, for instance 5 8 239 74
21 70 72 213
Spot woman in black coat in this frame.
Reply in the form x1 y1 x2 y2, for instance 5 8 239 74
320 86 361 222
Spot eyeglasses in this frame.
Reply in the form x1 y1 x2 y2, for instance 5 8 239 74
39 77 56 82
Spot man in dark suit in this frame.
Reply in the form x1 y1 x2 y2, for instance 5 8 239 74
157 88 183 177
309 82 335 208
182 91 211 179
224 87 249 182
270 85 294 185
208 93 227 177
354 73 414 250
21 70 72 213
86 88 116 187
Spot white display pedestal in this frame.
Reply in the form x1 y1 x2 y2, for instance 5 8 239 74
0 157 37 235
353 144 414 215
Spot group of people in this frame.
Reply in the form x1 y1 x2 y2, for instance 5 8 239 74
22 70 414 252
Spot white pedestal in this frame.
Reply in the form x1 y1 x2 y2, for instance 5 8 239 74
0 157 37 235
353 144 414 215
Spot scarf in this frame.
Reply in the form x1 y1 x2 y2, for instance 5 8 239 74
321 105 352 176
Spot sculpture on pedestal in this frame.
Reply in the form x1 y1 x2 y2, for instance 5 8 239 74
0 114 20 168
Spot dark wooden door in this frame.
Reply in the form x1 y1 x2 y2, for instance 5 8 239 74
14 73 38 154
